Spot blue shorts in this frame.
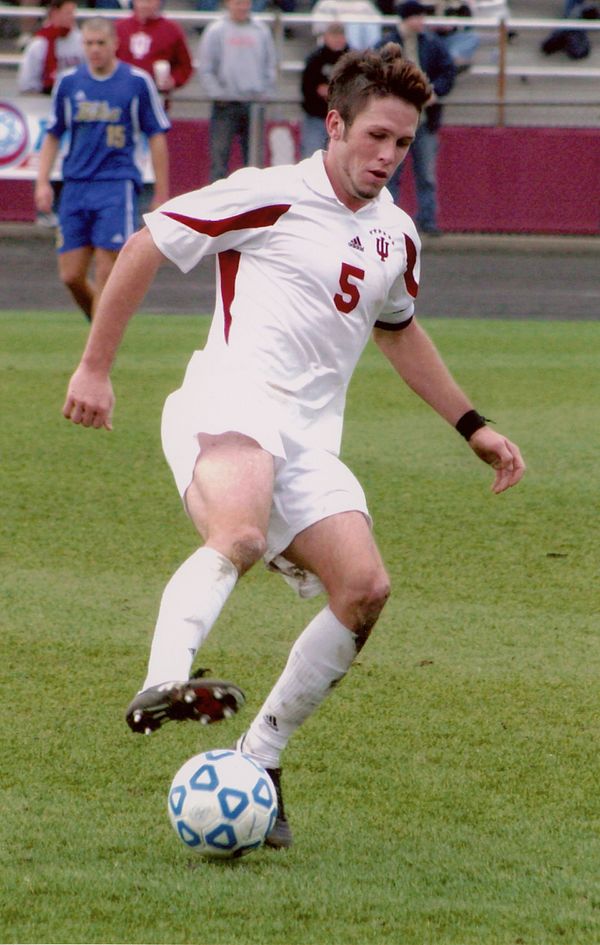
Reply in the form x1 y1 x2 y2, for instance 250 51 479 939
57 179 138 254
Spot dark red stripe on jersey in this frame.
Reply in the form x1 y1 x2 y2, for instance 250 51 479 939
218 249 241 343
403 233 419 298
374 314 414 331
162 204 291 236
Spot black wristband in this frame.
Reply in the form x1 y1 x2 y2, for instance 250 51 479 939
455 409 491 440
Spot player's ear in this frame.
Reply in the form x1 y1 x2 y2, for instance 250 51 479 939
325 110 345 141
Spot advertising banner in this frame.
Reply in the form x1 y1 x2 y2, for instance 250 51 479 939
0 97 50 180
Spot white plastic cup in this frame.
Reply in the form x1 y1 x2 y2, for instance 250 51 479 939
153 59 171 90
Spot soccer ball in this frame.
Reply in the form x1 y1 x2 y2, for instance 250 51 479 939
167 749 278 859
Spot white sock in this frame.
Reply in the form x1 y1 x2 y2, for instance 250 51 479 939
241 606 358 768
142 546 238 690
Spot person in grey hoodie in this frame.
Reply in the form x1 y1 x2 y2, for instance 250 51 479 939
198 0 277 181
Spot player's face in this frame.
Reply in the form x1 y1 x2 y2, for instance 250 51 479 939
402 13 427 34
133 0 161 22
83 28 118 75
53 1 77 31
324 28 347 51
227 0 252 22
324 95 419 211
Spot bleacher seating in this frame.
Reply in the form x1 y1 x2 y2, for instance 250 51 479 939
1 0 599 126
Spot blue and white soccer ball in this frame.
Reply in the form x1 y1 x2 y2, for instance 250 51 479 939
167 749 278 859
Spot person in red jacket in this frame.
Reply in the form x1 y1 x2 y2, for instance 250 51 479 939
116 0 194 96
17 0 83 94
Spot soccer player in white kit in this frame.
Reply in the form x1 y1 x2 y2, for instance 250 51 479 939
63 44 525 848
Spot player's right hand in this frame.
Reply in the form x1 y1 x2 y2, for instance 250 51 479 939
34 181 54 215
62 366 115 430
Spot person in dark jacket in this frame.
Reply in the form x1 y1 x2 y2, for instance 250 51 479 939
379 0 456 233
300 23 349 158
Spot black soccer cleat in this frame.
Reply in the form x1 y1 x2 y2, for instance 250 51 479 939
234 734 293 849
264 767 293 850
125 677 245 735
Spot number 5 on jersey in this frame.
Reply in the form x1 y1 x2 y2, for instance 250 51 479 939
334 262 365 314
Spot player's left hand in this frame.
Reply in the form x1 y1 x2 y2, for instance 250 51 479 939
467 426 525 494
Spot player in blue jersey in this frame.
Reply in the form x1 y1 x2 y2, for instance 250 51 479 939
35 17 171 320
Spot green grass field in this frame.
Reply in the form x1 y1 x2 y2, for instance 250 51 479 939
2 310 599 945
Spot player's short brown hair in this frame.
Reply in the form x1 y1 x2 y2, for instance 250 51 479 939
327 43 432 126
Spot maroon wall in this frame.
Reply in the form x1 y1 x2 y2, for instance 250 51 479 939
2 180 33 222
2 121 598 234
435 126 600 235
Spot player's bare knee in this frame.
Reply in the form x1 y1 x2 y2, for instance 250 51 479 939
354 572 390 613
362 575 390 623
352 580 390 651
229 526 267 576
61 270 83 293
333 571 390 641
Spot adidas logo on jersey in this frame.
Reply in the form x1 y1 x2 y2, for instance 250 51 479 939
348 235 364 252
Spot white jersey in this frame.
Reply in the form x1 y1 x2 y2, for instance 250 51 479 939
145 151 421 456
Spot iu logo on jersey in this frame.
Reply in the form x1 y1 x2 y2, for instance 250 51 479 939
130 31 152 59
370 227 393 262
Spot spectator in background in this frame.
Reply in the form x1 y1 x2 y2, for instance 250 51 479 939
116 0 194 99
379 0 455 234
433 0 480 71
93 0 131 8
198 0 277 182
34 17 170 321
246 0 297 12
562 1 599 18
195 0 296 17
300 22 349 157
311 0 382 50
471 0 511 17
13 0 44 52
17 0 83 94
541 0 598 59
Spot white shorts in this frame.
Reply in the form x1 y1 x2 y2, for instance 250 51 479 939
161 352 371 598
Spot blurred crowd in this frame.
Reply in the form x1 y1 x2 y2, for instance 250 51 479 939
7 0 597 98
4 0 597 237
